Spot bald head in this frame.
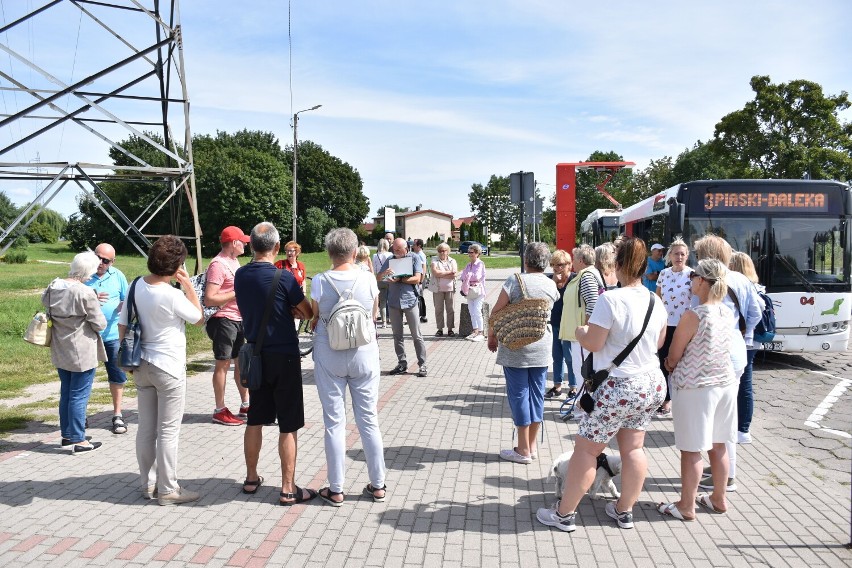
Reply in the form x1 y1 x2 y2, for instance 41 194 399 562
94 243 116 276
391 238 408 258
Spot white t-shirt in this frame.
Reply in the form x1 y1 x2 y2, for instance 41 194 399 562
587 286 667 378
119 279 201 379
657 266 694 326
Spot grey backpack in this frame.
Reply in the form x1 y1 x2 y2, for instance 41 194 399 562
321 272 373 350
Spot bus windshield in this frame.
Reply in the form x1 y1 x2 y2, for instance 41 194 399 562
686 217 849 292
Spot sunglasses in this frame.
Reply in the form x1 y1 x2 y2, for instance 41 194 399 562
97 256 114 264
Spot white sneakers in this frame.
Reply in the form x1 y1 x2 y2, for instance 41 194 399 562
499 449 532 464
466 331 485 342
737 431 752 444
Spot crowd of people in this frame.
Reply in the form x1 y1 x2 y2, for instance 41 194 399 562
39 225 766 524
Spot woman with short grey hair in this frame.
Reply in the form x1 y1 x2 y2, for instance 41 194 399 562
525 242 551 272
43 251 107 453
596 243 618 290
311 228 386 506
431 242 458 336
460 243 487 341
487 242 559 463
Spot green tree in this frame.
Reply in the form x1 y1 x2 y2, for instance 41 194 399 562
632 156 675 201
0 191 28 249
469 175 518 241
711 75 852 180
671 140 733 184
375 204 410 215
299 207 335 253
289 140 370 233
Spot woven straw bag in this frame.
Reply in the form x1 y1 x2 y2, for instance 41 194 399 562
490 273 550 350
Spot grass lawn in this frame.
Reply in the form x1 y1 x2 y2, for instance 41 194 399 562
0 242 520 433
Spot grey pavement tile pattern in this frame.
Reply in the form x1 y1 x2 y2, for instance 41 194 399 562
0 268 850 567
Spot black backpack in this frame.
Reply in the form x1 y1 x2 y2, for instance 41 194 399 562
753 289 776 343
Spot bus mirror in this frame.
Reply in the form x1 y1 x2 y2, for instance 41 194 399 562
669 201 685 234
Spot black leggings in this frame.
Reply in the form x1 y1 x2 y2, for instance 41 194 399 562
657 325 677 403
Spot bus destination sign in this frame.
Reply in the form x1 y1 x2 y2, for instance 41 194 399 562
704 192 828 213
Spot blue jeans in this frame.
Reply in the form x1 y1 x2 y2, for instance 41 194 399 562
58 368 95 442
103 339 127 384
503 366 547 426
550 331 577 388
738 349 757 433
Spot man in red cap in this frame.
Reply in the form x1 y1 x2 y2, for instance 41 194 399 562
205 226 252 425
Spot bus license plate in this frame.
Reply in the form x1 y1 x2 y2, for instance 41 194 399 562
761 341 783 351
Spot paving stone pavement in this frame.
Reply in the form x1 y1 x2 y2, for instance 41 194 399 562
1 267 850 567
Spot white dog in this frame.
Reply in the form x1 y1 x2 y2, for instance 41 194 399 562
550 451 622 500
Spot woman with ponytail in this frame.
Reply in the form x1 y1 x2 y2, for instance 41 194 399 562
659 258 737 520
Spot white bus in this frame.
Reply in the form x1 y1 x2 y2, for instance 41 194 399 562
618 179 851 353
580 208 621 247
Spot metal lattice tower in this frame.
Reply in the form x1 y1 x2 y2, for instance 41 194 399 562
0 0 202 267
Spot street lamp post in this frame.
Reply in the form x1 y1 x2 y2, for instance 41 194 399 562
292 104 322 242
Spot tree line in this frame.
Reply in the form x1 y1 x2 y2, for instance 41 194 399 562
64 129 370 255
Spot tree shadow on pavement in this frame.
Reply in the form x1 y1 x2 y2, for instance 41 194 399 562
0 473 240 506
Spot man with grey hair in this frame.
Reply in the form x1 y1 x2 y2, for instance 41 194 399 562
85 242 129 434
377 238 427 377
234 222 318 504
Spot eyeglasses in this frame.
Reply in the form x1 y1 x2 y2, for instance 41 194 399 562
97 256 114 264
285 249 297 253
553 263 568 268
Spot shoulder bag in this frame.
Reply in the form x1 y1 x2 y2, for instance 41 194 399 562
579 291 655 413
238 269 282 391
118 277 143 369
24 287 52 347
489 273 551 350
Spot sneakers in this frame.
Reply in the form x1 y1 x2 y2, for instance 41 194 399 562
143 485 158 500
536 502 576 532
466 331 483 341
71 440 102 454
698 476 737 492
158 487 200 506
655 406 672 418
605 501 634 529
389 361 408 375
212 407 245 426
499 449 532 464
737 431 752 444
420 317 428 323
417 365 428 377
470 334 485 342
236 404 250 421
544 386 563 399
111 415 127 434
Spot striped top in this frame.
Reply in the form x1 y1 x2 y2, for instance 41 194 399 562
669 303 736 389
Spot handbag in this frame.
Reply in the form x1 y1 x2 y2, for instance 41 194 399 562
489 273 551 350
238 269 282 391
118 277 143 369
466 283 483 301
579 291 655 413
24 311 52 347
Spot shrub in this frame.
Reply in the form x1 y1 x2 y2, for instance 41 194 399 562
3 250 28 264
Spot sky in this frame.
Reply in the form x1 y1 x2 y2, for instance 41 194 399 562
2 0 851 224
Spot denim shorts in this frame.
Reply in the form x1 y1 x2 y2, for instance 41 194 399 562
503 366 547 426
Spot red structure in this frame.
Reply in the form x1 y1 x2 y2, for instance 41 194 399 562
555 161 635 250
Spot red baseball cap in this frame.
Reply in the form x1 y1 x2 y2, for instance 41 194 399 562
220 226 250 244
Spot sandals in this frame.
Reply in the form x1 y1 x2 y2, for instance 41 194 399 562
242 476 264 495
319 487 345 507
278 486 318 506
658 502 695 522
364 483 387 502
696 493 726 514
111 416 127 434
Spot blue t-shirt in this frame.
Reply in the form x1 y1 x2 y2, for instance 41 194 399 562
85 267 129 342
380 253 423 310
643 258 666 292
234 262 305 355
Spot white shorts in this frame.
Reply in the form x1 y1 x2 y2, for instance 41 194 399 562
671 381 737 452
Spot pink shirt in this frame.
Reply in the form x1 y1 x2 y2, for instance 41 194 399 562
207 254 241 321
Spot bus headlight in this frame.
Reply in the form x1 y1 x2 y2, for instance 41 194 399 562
811 325 819 333
809 322 849 335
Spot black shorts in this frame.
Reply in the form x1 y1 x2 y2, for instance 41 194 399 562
247 352 304 433
206 317 245 360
